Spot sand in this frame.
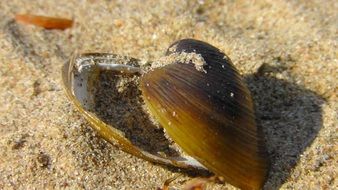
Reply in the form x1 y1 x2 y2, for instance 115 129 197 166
0 0 337 189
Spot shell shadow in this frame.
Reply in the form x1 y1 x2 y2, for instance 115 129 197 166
245 68 324 190
91 65 324 188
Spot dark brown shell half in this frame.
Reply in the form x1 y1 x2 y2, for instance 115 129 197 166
140 39 269 190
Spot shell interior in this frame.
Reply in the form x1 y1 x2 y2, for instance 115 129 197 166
62 53 207 171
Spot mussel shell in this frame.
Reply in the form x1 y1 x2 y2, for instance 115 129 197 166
61 53 207 172
140 39 269 190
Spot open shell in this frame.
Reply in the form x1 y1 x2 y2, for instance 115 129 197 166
62 39 269 190
62 52 206 170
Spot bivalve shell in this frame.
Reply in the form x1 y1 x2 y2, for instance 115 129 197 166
140 39 269 190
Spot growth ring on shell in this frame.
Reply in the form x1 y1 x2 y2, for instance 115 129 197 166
140 39 269 190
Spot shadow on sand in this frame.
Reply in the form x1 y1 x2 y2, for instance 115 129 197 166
245 67 324 190
92 66 324 189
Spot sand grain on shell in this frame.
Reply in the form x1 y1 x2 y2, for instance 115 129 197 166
150 52 207 73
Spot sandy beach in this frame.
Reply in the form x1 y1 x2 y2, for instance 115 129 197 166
0 0 337 189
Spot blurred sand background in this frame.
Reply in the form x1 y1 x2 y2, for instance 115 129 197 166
0 0 337 189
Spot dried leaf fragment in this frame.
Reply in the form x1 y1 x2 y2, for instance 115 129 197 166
182 176 224 190
181 178 209 190
158 175 220 190
15 14 73 30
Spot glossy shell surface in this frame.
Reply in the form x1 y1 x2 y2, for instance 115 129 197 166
140 39 269 190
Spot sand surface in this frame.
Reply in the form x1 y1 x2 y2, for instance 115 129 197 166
0 0 337 189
